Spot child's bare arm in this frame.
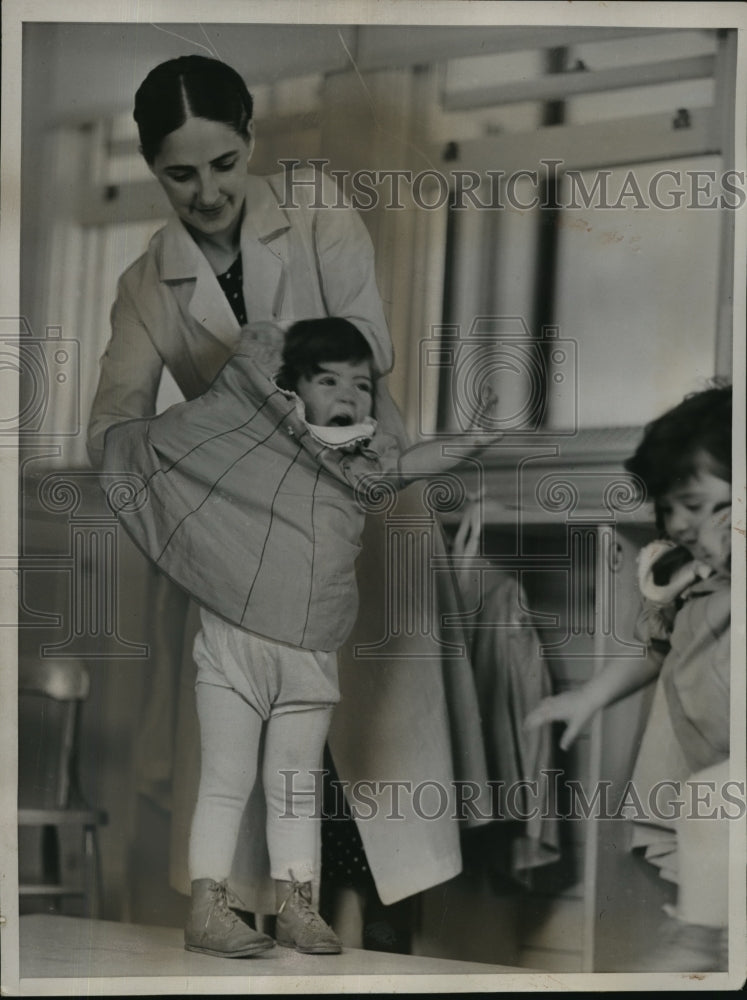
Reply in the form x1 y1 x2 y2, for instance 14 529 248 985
397 385 501 482
524 652 662 751
397 433 502 482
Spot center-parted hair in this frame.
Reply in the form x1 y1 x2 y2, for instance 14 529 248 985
624 385 732 510
276 318 374 393
134 55 254 164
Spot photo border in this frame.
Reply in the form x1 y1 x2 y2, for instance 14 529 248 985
2 1 745 993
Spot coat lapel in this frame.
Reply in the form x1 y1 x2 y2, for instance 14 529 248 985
158 175 292 339
158 216 239 350
188 256 239 342
240 174 291 322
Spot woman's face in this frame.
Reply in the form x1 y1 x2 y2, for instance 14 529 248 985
150 116 253 241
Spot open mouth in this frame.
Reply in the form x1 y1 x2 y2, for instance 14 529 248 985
328 415 354 427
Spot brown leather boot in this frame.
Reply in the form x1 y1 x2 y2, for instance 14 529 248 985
275 877 342 954
185 878 275 958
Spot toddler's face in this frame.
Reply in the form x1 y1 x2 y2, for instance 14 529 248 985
296 359 373 427
659 468 731 573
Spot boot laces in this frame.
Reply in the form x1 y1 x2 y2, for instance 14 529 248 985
279 877 326 929
208 879 241 930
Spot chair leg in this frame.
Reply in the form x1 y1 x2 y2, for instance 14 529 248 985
83 826 102 919
41 825 61 914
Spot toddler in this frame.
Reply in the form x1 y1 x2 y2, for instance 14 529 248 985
525 386 733 971
104 317 498 958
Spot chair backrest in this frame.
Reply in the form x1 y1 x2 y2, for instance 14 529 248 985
18 659 90 810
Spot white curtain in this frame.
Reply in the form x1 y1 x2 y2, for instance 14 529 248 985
29 120 166 469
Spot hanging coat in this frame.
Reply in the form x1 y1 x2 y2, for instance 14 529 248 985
454 557 561 884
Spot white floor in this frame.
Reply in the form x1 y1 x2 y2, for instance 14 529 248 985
18 913 529 994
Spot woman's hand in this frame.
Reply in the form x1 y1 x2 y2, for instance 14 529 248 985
524 688 599 751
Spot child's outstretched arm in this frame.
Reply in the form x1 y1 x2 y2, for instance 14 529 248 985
398 433 503 481
398 386 501 482
524 652 662 751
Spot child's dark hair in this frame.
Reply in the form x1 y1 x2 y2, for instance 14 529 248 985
624 385 731 525
276 318 374 392
134 56 253 165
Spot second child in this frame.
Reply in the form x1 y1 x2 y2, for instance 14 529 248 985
525 386 732 971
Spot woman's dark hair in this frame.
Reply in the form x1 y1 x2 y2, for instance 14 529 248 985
134 55 253 164
276 318 374 392
624 384 732 521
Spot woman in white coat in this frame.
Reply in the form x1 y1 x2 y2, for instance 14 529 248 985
88 55 489 940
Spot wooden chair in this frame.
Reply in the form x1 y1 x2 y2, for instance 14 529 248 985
18 658 107 918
